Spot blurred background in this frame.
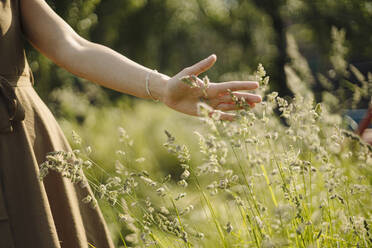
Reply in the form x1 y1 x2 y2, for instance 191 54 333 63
28 0 372 109
27 0 372 190
26 1 372 245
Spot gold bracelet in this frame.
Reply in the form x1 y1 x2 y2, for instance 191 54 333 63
145 69 159 102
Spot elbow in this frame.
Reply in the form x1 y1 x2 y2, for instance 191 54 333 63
56 35 86 64
52 34 90 72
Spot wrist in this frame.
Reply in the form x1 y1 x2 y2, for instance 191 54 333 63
147 70 169 102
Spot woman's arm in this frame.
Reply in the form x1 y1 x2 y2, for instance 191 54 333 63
20 0 262 120
20 0 168 101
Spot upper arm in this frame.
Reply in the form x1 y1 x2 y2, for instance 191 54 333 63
20 0 87 65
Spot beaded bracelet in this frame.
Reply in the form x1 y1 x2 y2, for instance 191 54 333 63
145 69 159 102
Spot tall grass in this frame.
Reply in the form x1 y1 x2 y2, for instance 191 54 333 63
40 61 372 247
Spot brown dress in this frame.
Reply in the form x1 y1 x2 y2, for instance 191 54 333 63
0 0 115 247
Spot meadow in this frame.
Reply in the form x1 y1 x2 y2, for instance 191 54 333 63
39 61 372 247
23 1 372 247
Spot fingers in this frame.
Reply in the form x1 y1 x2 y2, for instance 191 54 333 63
219 112 236 121
218 92 262 104
184 54 217 76
215 103 241 111
214 101 256 111
207 110 236 121
208 81 259 97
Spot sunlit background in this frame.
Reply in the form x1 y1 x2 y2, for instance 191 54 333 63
28 1 372 246
29 0 372 106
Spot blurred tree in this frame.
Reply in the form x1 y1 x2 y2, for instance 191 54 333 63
251 0 294 98
28 0 277 103
27 0 372 110
285 0 372 107
28 0 101 101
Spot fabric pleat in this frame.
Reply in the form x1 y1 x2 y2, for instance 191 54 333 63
0 76 115 248
0 0 115 247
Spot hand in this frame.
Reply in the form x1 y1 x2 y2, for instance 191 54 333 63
162 54 262 121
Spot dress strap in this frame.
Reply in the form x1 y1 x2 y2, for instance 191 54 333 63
0 75 26 133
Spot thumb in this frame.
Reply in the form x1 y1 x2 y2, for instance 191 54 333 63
185 54 217 76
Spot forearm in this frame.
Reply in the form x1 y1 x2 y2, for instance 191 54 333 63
20 0 169 101
20 0 262 122
60 40 169 101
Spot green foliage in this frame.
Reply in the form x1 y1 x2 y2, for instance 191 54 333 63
31 2 372 246
28 0 372 110
40 65 372 247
